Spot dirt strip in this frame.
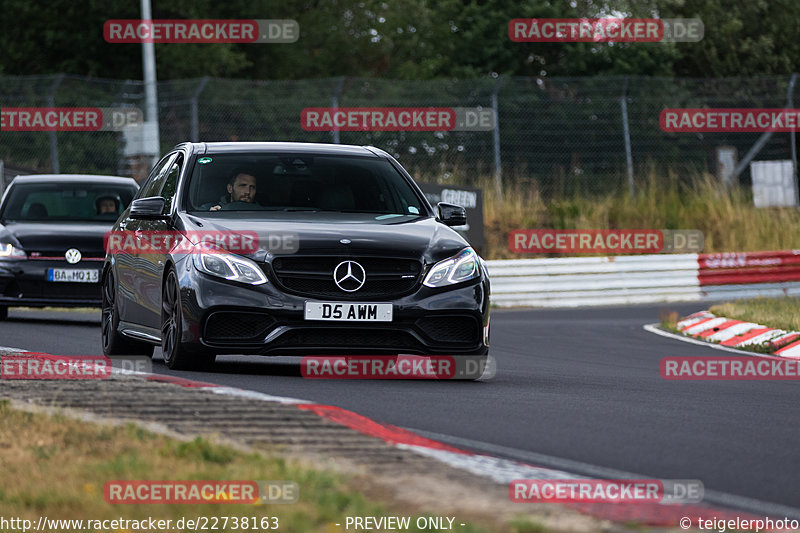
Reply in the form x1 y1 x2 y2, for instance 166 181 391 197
0 348 693 532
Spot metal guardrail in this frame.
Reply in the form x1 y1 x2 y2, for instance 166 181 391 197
698 250 800 302
487 250 800 308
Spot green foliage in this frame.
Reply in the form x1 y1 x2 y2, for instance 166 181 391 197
1 0 797 80
164 437 237 464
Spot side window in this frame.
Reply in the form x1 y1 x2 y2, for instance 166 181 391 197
138 153 177 199
160 155 183 212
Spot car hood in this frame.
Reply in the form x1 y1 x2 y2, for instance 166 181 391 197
178 213 470 264
0 221 112 257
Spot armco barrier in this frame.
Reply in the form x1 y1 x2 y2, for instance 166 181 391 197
487 250 800 308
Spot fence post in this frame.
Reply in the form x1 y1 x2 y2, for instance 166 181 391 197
47 74 65 173
620 77 634 197
788 74 798 206
190 76 210 142
730 74 798 184
492 75 504 201
331 76 346 144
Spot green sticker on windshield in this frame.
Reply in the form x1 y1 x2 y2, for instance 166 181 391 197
198 157 212 164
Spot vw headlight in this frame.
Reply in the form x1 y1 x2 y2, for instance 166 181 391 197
0 243 26 259
423 247 481 288
192 244 267 285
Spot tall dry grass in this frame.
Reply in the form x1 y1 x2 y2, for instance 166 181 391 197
457 170 800 259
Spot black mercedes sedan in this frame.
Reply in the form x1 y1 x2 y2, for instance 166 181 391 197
0 174 139 320
102 142 490 370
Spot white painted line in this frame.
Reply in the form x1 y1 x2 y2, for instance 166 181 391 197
0 346 310 404
397 443 575 483
207 386 308 405
777 342 800 358
642 324 772 356
706 322 761 342
736 329 786 347
405 427 800 520
676 313 714 330
0 346 30 354
773 332 800 344
684 317 729 335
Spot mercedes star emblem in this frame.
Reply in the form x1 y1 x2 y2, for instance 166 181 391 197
333 260 366 292
65 248 82 264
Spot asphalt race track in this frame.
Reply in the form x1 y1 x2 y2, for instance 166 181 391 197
1 303 798 515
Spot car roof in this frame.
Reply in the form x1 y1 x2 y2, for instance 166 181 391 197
182 142 387 158
9 174 139 186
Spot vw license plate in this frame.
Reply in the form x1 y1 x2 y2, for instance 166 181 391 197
47 268 99 283
305 302 393 322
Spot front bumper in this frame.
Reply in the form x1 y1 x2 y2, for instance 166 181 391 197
0 259 104 307
175 261 490 356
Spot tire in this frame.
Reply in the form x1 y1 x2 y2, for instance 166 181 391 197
101 270 155 357
161 268 214 370
0 306 8 321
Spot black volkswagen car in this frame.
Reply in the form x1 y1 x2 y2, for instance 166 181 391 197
102 142 490 369
0 174 139 320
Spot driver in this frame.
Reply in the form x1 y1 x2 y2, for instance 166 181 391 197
95 194 120 216
203 168 258 211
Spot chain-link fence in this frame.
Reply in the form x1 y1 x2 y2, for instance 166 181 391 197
1 74 797 197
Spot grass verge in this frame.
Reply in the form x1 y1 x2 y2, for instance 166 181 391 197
710 297 800 333
660 297 800 355
0 400 501 533
422 171 800 259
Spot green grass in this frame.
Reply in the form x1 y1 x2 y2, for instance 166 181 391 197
508 516 549 533
710 297 800 332
0 401 500 533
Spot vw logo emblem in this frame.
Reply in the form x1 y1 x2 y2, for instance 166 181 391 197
333 260 366 292
65 248 82 264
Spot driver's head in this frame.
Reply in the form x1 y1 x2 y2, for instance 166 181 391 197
96 195 119 214
227 170 257 203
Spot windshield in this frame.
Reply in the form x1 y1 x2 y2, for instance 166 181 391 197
186 153 427 217
0 182 137 222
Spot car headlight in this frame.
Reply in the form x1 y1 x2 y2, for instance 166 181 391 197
192 244 267 285
0 243 26 259
423 247 481 288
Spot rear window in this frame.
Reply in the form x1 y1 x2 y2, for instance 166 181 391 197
186 153 427 216
0 182 137 222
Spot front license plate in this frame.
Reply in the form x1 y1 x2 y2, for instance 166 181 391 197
47 268 99 283
304 302 393 322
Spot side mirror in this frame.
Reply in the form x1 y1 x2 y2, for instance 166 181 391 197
436 202 467 227
129 197 168 220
